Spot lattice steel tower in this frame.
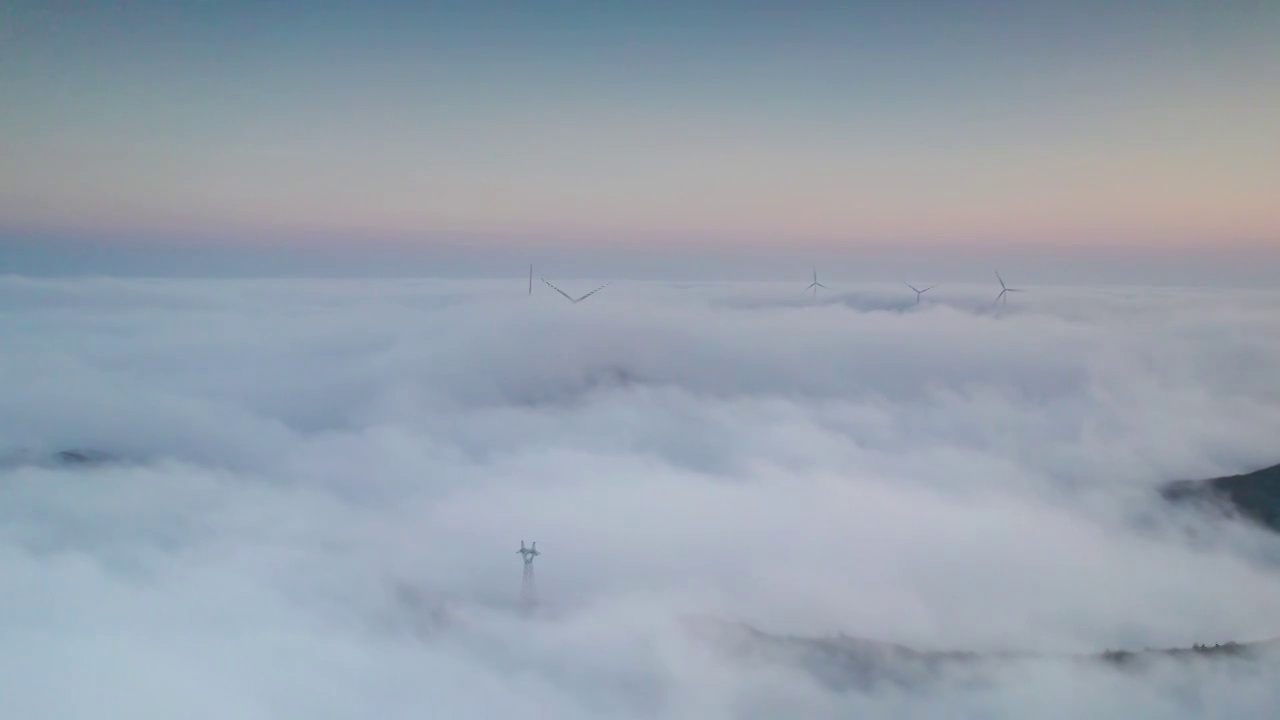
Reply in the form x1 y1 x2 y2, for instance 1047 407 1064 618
517 540 540 611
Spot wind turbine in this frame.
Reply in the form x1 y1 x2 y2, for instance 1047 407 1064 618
528 264 533 295
904 282 935 304
541 278 610 304
806 268 828 300
993 271 1024 305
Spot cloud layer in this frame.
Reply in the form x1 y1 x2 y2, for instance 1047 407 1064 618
3 276 1280 718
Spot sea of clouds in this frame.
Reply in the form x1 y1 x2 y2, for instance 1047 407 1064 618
3 275 1280 718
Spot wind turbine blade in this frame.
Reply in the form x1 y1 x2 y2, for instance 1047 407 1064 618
816 283 828 289
541 278 576 303
904 282 919 293
575 283 610 302
922 286 935 293
995 271 1006 290
806 282 818 290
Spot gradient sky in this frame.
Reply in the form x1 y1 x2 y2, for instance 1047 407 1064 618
1 1 1278 279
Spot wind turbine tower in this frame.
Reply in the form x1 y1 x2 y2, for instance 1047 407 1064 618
528 264 533 295
517 540 541 611
806 268 828 301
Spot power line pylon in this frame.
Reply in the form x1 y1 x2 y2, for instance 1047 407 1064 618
517 540 540 612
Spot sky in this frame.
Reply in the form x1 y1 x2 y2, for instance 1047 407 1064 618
1 1 1278 281
3 277 1280 717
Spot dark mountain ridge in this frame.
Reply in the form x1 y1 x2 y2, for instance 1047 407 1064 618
684 616 1280 692
0 448 118 470
1161 462 1280 533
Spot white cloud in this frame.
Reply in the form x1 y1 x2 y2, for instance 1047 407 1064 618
2 276 1280 717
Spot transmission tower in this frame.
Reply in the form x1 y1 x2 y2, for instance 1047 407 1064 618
517 540 540 612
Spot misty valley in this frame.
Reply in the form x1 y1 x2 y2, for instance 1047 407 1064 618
3 278 1280 718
